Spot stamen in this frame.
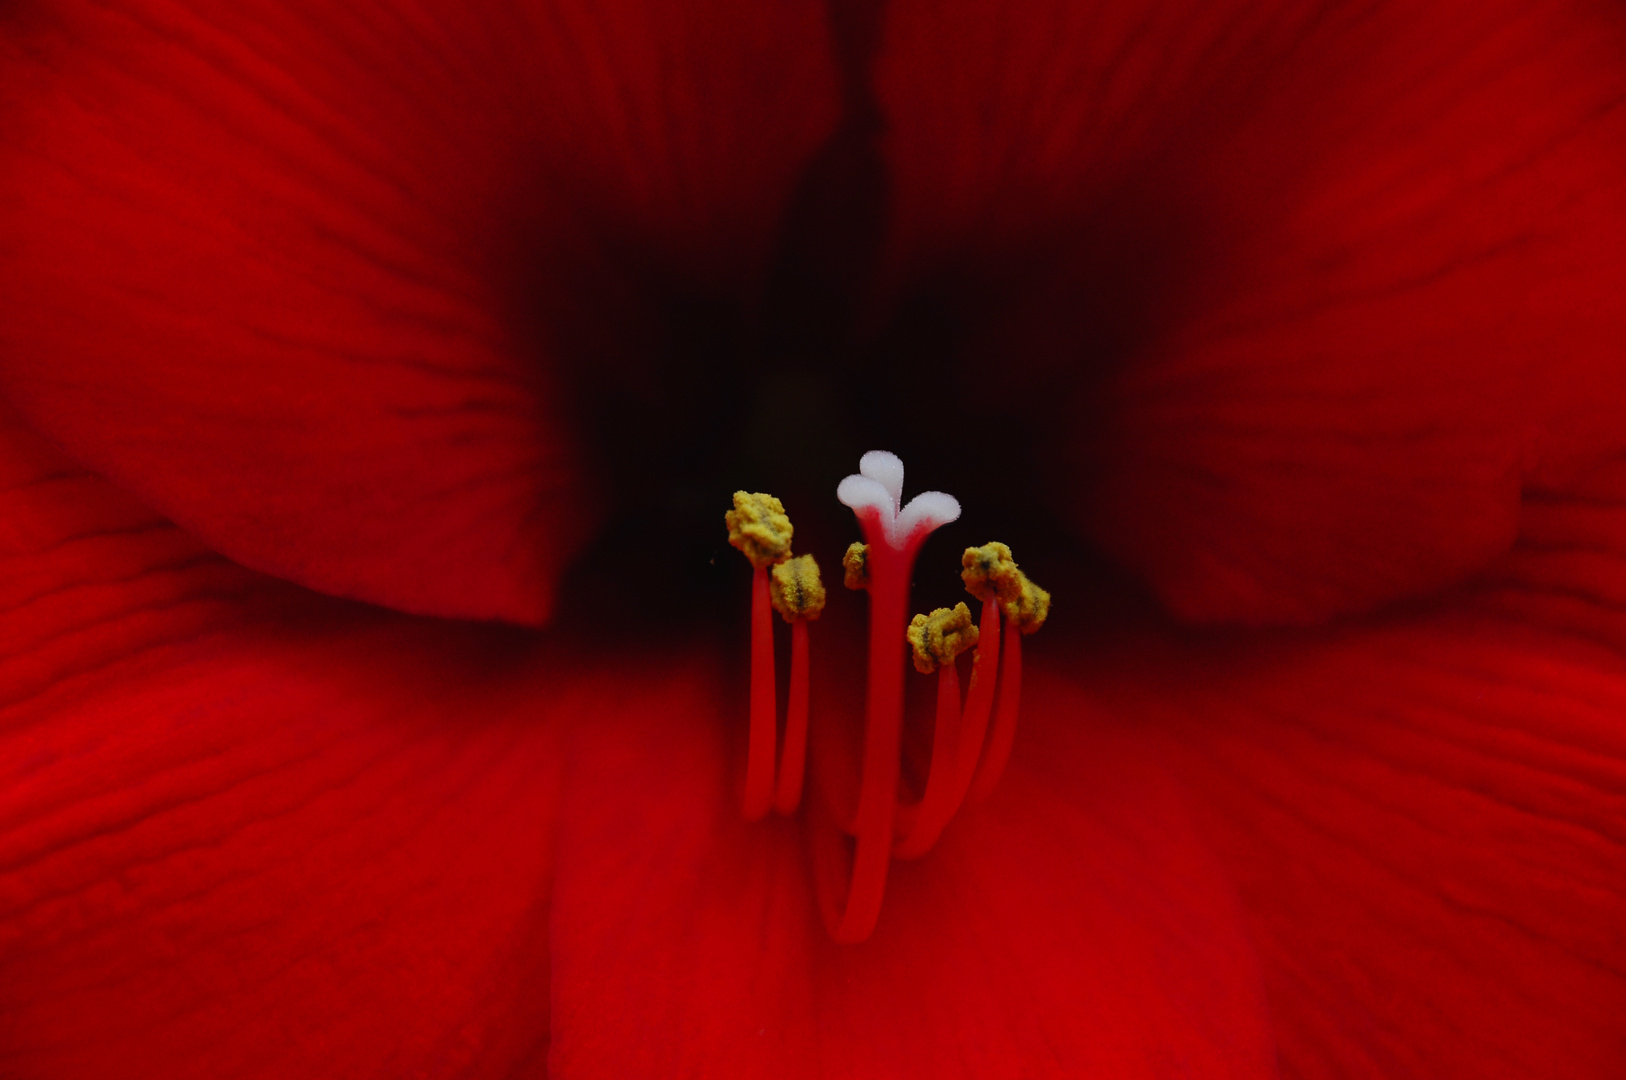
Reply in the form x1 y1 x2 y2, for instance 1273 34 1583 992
893 546 1013 856
956 545 1019 810
894 603 978 859
970 568 1051 803
894 599 998 856
769 555 825 814
725 491 794 821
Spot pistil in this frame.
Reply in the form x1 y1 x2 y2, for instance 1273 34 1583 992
821 452 960 941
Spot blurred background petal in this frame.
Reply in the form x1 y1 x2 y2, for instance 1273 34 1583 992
875 0 1626 625
0 0 840 624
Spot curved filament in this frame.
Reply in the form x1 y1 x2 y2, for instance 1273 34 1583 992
970 616 1023 803
894 598 999 858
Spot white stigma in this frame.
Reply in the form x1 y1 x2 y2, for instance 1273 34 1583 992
838 450 961 549
859 450 905 511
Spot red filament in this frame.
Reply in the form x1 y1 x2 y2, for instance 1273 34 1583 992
892 657 963 858
970 614 1023 803
744 563 776 821
818 511 923 943
774 618 811 815
894 597 999 858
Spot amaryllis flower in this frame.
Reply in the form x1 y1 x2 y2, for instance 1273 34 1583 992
2 0 1624 1076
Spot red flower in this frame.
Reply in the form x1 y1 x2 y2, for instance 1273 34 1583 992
3 1 1625 1077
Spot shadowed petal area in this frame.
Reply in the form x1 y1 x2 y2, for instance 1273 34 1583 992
877 0 1626 625
547 657 1277 1079
1082 459 1626 1078
0 413 576 1079
0 0 840 624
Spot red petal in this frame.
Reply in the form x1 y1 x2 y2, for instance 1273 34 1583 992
0 404 275 699
548 657 1276 1078
0 0 840 624
877 0 1626 624
1087 460 1626 1078
0 413 569 1078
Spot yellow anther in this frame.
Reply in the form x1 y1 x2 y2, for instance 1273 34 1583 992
770 554 826 622
1002 570 1051 634
964 542 1050 633
725 491 793 568
906 602 980 674
961 541 1022 604
842 542 870 590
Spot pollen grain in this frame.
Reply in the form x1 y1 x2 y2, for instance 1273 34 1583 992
961 541 1021 603
1003 571 1051 634
842 541 870 590
906 602 980 674
770 554 826 622
726 491 793 568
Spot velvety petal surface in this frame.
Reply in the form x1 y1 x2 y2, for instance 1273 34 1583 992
877 0 1626 625
0 411 574 1079
0 0 840 624
1083 457 1626 1078
547 653 1277 1079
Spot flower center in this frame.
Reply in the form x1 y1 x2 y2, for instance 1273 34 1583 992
726 451 1050 942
